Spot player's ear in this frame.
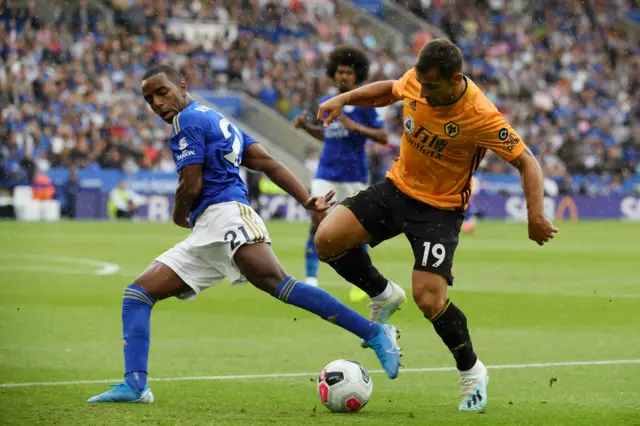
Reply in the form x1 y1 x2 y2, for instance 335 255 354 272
451 73 464 85
180 80 187 95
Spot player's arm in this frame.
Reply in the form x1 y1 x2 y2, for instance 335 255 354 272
353 123 388 145
509 148 545 222
317 81 399 127
475 114 558 245
340 108 389 145
242 143 310 205
318 69 417 127
342 81 399 107
293 115 324 141
510 148 558 245
331 81 399 108
171 125 206 228
173 164 202 228
338 116 388 144
241 143 334 211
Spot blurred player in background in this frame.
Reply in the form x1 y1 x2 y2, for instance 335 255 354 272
314 39 559 411
293 46 389 302
107 180 138 219
87 65 402 403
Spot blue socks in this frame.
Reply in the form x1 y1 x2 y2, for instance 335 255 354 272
120 278 381 392
122 284 155 392
305 231 319 279
275 276 379 341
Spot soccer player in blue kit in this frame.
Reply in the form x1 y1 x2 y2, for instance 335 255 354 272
87 65 402 403
294 46 407 323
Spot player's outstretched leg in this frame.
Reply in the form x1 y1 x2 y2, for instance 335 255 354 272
315 205 407 347
305 211 325 286
413 270 488 411
235 242 402 379
87 262 189 403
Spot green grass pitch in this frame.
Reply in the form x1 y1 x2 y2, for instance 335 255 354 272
0 220 639 425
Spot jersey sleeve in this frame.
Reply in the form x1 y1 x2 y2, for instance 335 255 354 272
171 126 206 171
473 111 526 162
392 69 415 100
240 130 258 151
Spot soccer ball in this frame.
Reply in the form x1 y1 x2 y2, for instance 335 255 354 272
317 359 373 413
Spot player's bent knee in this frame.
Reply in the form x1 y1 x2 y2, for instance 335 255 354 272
314 224 338 259
411 270 449 318
315 205 368 259
132 261 186 301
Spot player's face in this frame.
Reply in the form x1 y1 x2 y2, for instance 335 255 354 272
333 65 357 93
415 68 463 107
141 73 187 124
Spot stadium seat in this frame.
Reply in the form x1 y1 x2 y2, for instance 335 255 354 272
13 186 34 207
41 200 62 222
15 201 42 222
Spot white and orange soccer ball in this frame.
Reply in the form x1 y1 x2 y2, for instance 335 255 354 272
317 359 373 413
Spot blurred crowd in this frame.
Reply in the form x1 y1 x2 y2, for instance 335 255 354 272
392 0 639 193
0 0 638 196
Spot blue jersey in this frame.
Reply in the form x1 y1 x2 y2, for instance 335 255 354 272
169 101 257 226
316 95 385 183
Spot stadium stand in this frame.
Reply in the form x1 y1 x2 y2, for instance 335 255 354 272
389 0 639 194
0 0 638 218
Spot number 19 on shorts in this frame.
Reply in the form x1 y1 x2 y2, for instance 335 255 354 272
422 242 446 268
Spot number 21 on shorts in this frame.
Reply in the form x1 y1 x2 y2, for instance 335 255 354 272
225 225 251 250
422 242 446 268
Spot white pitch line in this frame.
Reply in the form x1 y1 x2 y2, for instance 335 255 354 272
1 359 639 389
0 266 110 276
0 254 120 276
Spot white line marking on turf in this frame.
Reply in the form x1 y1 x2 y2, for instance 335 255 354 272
1 359 638 389
0 254 120 276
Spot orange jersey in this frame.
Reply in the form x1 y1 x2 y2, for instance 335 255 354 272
388 68 526 211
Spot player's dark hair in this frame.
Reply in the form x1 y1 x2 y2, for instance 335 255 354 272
326 46 370 84
142 64 185 86
415 39 463 79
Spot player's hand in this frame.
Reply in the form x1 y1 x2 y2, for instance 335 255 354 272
303 190 336 212
337 115 358 131
528 215 558 246
317 97 345 128
293 114 306 129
